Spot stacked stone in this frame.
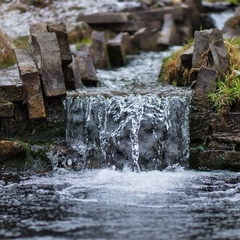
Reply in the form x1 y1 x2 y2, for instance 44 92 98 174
12 22 99 120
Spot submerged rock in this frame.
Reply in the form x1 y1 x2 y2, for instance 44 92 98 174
0 140 27 162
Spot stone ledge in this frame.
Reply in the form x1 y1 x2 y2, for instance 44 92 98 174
189 149 240 171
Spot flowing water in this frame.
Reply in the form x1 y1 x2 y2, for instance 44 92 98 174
0 168 240 240
1 5 240 239
1 47 240 240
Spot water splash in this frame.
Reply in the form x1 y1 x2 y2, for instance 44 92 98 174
65 93 191 171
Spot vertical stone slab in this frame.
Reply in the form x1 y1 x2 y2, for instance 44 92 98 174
30 31 66 97
28 23 48 68
192 28 230 72
72 52 98 87
15 48 46 119
89 31 110 69
190 67 218 140
157 14 178 48
107 37 126 68
62 65 77 90
47 23 72 66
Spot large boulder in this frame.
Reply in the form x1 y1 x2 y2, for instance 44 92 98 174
192 28 230 73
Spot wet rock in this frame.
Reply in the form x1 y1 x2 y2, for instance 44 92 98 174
29 31 66 97
62 65 77 90
47 23 72 66
157 13 178 48
15 48 46 119
107 36 126 68
78 6 187 33
181 45 194 69
72 52 98 87
89 31 110 69
116 32 132 54
190 67 218 141
0 77 25 102
78 12 129 25
29 22 48 35
0 101 14 118
0 140 27 162
131 27 159 51
223 7 240 38
192 28 230 72
189 149 240 171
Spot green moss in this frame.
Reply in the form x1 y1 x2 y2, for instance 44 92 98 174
75 37 92 51
13 36 30 50
208 38 240 116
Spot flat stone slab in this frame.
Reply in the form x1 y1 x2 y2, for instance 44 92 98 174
15 48 46 119
77 6 187 32
0 67 25 102
30 32 66 97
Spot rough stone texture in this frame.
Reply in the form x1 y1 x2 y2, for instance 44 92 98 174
29 22 48 35
190 67 218 141
72 52 98 87
29 32 66 97
47 23 72 66
0 97 66 143
131 27 159 51
107 37 126 68
62 65 77 90
157 14 178 48
181 45 194 69
192 28 230 72
0 78 25 102
89 31 109 69
78 12 129 24
189 149 240 171
0 101 14 118
0 140 26 162
77 6 187 33
15 48 46 119
117 32 132 54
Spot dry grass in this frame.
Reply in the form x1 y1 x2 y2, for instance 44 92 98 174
0 29 16 69
159 41 193 86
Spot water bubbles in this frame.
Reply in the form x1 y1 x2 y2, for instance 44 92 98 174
65 93 190 171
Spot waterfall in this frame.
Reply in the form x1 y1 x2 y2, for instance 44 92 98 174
65 92 191 171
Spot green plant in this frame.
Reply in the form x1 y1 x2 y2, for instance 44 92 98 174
208 71 240 115
75 37 92 51
208 38 240 115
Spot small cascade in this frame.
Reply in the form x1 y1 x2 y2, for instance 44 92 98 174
65 92 191 171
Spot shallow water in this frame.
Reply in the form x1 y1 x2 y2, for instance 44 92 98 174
0 168 240 240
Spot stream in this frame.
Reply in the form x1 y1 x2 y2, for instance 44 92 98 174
1 2 239 240
1 46 240 240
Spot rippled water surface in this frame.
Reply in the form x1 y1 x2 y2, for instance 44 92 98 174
1 168 240 240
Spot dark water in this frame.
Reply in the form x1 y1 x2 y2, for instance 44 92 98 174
0 168 240 240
